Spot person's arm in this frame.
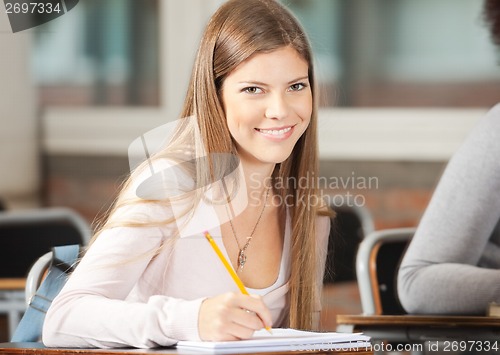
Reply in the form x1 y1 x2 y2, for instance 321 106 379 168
397 104 500 314
42 222 205 348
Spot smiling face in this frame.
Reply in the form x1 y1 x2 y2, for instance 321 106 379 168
221 46 312 169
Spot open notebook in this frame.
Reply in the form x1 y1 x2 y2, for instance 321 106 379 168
176 328 371 353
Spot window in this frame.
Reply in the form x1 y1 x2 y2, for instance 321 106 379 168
284 0 500 107
33 0 159 107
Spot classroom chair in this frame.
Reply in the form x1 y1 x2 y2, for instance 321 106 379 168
356 227 415 315
0 207 91 339
324 203 375 284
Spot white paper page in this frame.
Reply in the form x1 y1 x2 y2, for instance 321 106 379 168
176 328 371 353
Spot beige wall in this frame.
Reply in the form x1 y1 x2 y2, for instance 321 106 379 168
0 10 38 208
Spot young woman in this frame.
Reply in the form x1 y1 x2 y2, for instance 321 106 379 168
42 0 331 348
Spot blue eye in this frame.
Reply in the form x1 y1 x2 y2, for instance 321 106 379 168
243 87 263 94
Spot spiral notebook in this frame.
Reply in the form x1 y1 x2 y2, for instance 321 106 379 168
176 328 371 353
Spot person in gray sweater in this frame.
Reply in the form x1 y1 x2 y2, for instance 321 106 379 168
397 0 500 315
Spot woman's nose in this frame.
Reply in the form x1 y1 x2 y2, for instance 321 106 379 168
264 93 289 120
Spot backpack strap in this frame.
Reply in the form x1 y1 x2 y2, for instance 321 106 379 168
11 244 80 342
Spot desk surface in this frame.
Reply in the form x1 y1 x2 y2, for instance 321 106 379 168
336 314 500 343
337 314 500 327
0 343 373 355
0 279 25 290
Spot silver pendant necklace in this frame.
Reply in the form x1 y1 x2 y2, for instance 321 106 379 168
228 186 270 272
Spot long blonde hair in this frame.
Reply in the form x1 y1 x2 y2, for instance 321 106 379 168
94 0 326 330
182 0 325 330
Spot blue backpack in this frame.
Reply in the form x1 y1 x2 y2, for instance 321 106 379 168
11 244 80 342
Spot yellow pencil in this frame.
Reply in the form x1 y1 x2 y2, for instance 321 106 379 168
204 231 272 334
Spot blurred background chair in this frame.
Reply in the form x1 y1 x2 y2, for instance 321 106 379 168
0 199 6 212
24 252 53 307
356 227 415 315
324 203 375 284
320 201 375 330
0 207 91 339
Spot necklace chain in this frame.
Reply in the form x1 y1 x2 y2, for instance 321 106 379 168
228 186 271 272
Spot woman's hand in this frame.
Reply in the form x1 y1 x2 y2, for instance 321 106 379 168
198 292 273 341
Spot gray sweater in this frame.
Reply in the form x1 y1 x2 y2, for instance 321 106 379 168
397 104 500 315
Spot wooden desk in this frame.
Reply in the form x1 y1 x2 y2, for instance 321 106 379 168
337 314 500 342
0 342 373 355
0 279 25 290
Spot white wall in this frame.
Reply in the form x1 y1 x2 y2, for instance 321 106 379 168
0 10 38 208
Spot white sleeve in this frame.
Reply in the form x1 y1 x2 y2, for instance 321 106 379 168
42 223 203 348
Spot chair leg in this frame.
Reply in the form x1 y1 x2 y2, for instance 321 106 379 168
8 309 22 339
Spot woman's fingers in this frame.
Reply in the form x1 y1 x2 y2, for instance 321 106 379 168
228 307 266 331
198 292 272 341
237 294 273 329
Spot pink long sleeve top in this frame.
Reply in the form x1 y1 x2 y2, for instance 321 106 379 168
42 200 330 348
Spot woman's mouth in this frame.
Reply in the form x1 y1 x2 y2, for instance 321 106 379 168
255 125 295 140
